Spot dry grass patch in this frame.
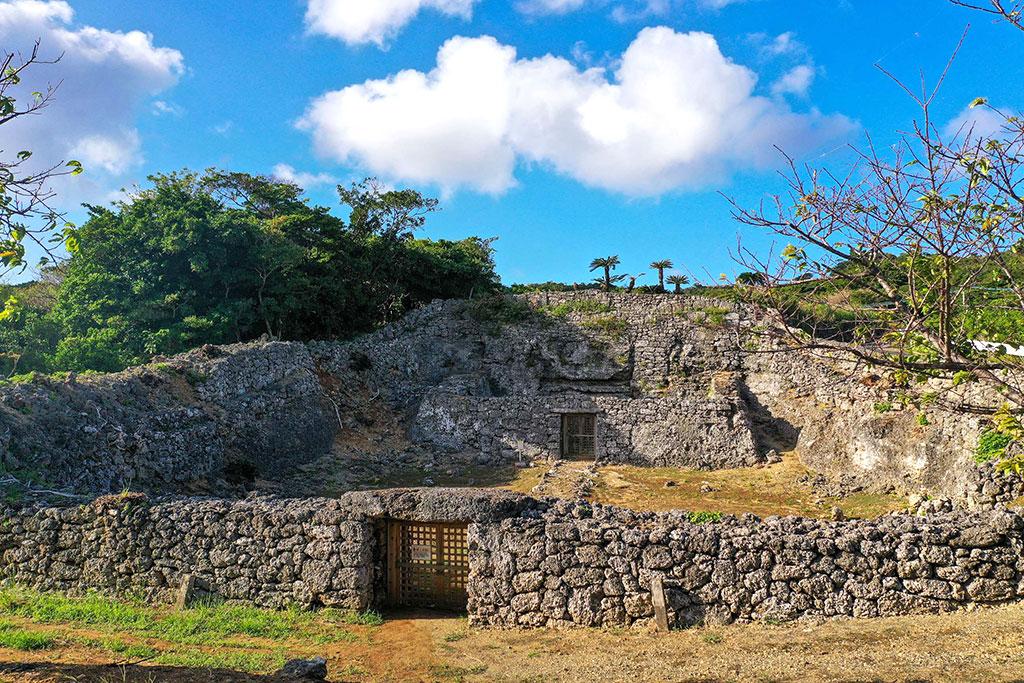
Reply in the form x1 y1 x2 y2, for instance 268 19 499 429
590 452 902 518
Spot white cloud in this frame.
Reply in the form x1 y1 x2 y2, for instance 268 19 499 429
300 27 855 197
151 99 184 117
211 120 234 136
0 1 183 201
517 0 588 15
522 0 744 20
750 31 807 58
70 130 141 174
771 64 815 97
271 163 337 190
944 103 1007 141
304 0 477 47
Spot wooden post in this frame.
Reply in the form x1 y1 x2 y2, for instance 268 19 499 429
650 574 669 632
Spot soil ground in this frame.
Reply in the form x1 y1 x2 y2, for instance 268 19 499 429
3 603 1024 682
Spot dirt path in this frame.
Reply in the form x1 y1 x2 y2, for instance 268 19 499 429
5 604 1024 682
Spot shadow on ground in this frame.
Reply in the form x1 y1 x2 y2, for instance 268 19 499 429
0 661 316 683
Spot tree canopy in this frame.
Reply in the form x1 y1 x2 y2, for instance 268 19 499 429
0 170 499 374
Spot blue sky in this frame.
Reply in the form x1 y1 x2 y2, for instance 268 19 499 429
3 0 1022 286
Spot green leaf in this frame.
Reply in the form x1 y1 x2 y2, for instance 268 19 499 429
66 160 84 176
969 97 988 109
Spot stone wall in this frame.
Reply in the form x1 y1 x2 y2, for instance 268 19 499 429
0 342 336 495
0 488 533 611
3 489 1023 629
412 387 758 468
315 292 763 469
0 494 371 609
469 499 1024 628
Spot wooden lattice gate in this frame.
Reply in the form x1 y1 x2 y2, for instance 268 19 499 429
385 521 469 611
561 413 596 459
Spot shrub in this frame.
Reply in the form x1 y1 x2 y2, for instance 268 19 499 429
687 511 723 524
975 404 1024 477
541 300 612 317
467 296 535 334
580 316 627 338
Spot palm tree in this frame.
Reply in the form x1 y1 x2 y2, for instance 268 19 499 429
626 272 646 291
589 255 622 291
667 274 689 294
649 260 673 292
736 271 767 286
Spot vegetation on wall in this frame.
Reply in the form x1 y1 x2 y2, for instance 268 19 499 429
975 404 1024 475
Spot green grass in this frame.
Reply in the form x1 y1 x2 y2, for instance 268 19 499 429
0 587 154 630
0 586 382 646
321 607 384 627
0 620 56 651
541 300 612 317
580 316 628 337
77 636 160 660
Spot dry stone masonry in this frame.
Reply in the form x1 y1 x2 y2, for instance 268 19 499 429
1 489 1022 628
318 291 764 469
0 291 1017 510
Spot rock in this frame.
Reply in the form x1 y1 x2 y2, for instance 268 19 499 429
830 506 845 521
175 574 212 609
663 480 678 488
276 657 328 680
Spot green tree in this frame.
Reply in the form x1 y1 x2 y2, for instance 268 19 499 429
667 274 690 294
649 260 673 292
589 256 623 291
736 271 767 286
25 170 500 373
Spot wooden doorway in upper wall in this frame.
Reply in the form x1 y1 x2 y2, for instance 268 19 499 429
561 413 596 460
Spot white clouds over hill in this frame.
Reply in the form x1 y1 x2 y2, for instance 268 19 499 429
305 0 478 47
300 27 855 196
0 0 183 197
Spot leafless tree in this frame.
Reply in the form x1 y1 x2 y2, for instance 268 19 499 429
950 0 1024 31
0 40 81 280
727 29 1024 410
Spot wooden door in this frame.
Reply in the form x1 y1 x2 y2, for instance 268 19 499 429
561 413 596 459
386 521 469 611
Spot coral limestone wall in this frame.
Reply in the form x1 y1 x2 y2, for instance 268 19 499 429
2 490 1023 629
0 342 334 495
319 292 764 469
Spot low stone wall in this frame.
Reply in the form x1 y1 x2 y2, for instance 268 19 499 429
3 490 1023 630
469 500 1024 628
0 494 372 610
0 489 534 611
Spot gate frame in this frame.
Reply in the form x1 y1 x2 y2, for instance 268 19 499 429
384 519 470 611
560 412 598 459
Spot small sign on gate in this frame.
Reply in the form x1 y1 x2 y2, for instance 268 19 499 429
410 543 433 562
